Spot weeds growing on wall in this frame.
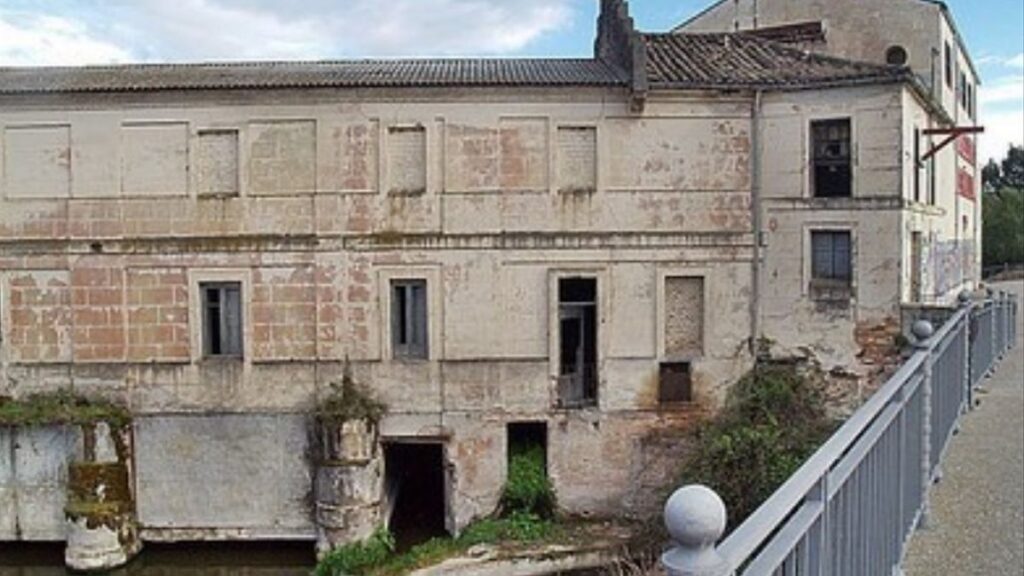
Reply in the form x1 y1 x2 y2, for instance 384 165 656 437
315 528 396 576
315 373 386 426
680 362 836 530
0 390 131 428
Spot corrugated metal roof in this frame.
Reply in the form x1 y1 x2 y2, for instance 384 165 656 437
0 58 629 94
643 33 907 89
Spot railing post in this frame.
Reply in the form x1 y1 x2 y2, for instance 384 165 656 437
662 485 731 576
913 320 935 530
958 291 973 411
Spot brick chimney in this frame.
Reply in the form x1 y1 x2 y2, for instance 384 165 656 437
595 0 648 109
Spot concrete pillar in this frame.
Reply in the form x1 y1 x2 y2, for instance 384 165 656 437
661 485 730 576
313 417 383 556
64 421 141 572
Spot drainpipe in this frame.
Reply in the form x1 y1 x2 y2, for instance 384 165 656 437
750 90 764 357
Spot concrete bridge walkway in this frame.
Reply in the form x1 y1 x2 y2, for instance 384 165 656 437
903 280 1024 576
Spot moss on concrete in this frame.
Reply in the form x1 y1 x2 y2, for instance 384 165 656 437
0 390 131 428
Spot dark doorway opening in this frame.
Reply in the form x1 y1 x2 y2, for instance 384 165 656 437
507 422 548 470
384 442 449 551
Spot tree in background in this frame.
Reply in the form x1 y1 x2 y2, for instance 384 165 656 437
982 145 1024 269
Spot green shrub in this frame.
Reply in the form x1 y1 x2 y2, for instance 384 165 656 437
681 363 835 529
316 528 395 576
0 390 131 428
500 445 556 518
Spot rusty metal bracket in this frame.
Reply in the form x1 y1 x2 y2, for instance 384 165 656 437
919 126 984 163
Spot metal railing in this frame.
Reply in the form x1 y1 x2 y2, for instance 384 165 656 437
661 290 1019 576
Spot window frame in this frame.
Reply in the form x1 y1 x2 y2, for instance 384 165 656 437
390 278 429 360
200 281 244 359
809 117 853 199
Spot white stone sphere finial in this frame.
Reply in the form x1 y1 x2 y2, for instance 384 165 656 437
662 485 730 576
912 320 934 344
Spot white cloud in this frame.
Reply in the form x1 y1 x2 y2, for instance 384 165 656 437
980 74 1024 105
1007 53 1024 69
0 0 576 65
979 106 1024 164
0 10 131 66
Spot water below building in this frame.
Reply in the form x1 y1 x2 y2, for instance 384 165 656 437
0 542 316 575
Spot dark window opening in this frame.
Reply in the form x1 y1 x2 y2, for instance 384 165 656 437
886 45 908 66
659 362 693 405
507 422 547 473
201 282 242 357
384 443 449 552
810 231 853 302
391 280 428 359
558 278 597 409
913 128 922 203
811 119 852 198
944 42 953 88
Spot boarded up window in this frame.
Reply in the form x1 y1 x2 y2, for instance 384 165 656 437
665 277 704 358
3 125 71 199
122 123 189 196
197 130 239 196
499 118 548 190
557 126 597 193
248 121 316 195
388 125 427 194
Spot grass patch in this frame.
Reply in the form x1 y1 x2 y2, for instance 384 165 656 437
0 390 131 428
316 512 556 576
680 362 836 529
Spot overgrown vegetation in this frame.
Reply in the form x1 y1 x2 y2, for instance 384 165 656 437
680 363 836 530
315 372 386 426
316 435 559 575
500 444 556 518
0 390 131 428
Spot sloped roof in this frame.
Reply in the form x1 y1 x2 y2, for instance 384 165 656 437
0 35 909 96
0 58 628 94
642 33 907 90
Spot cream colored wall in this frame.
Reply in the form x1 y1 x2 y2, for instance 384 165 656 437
0 87 756 527
758 84 907 372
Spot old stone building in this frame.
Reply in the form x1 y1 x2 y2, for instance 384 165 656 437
0 0 980 562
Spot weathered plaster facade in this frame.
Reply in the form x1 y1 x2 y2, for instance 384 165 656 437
0 0 980 551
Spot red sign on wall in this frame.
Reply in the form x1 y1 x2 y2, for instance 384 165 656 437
957 135 976 164
957 167 976 201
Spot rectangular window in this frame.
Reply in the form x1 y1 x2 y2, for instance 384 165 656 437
556 126 597 193
944 43 953 88
659 362 693 404
810 231 853 303
201 282 243 357
811 119 852 198
391 279 428 359
557 278 597 408
387 125 427 195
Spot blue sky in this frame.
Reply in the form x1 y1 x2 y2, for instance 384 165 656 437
1 0 1020 161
